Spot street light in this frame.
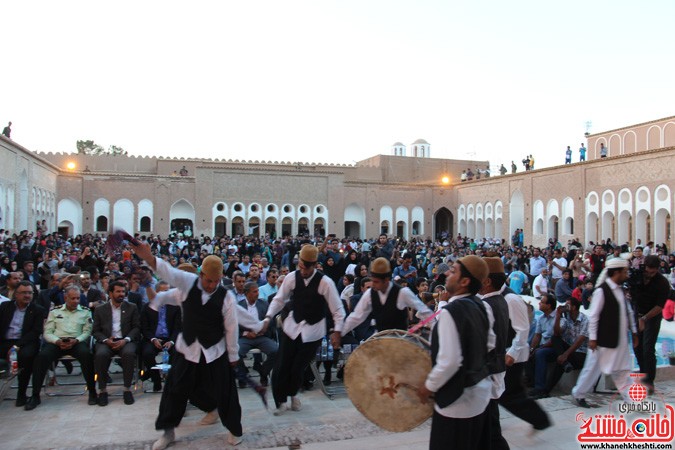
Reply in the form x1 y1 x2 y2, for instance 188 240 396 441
441 176 450 185
66 162 76 170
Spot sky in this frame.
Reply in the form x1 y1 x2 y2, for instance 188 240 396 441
2 1 675 172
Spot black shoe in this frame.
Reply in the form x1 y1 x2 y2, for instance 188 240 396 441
336 367 344 380
238 380 247 389
123 391 134 405
529 389 548 399
24 395 41 411
563 362 574 373
63 360 74 374
260 376 268 387
88 392 98 405
153 380 162 392
575 398 592 408
323 375 332 386
15 393 27 407
98 391 109 407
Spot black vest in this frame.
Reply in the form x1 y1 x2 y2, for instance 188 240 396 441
291 271 326 325
431 295 489 408
181 280 226 349
370 283 408 331
483 293 510 374
597 282 620 348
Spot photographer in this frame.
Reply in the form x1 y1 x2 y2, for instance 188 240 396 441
629 255 670 394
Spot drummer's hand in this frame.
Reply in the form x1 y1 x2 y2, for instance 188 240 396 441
330 331 341 349
505 355 515 367
417 384 432 404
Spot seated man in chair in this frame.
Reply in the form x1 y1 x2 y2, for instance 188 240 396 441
141 281 181 392
237 281 277 386
92 281 141 406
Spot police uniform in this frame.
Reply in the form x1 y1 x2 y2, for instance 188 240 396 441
28 305 97 406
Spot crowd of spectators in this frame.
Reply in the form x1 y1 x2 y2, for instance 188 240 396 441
1 222 674 406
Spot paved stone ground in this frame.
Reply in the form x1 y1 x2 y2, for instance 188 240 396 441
1 366 674 449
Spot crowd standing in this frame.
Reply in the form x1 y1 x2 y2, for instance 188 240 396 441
1 222 674 449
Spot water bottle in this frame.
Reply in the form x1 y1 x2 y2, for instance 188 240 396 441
327 342 334 360
162 348 169 365
8 346 18 375
321 337 328 360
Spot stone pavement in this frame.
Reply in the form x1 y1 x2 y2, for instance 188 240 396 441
1 366 674 450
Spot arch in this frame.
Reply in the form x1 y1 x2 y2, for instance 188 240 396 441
344 203 365 239
265 217 278 238
140 216 152 232
654 208 670 249
395 206 409 239
297 216 309 236
18 170 29 230
96 215 108 233
646 125 661 150
665 122 675 148
213 215 227 236
602 211 615 242
459 218 467 237
594 138 607 159
509 190 525 237
548 216 559 241
586 212 598 245
635 210 651 243
609 133 621 155
231 216 245 236
32 187 37 212
313 217 325 237
380 206 394 233
170 199 195 235
433 206 453 241
618 210 632 247
623 130 637 154
411 206 424 236
113 199 134 233
533 200 544 235
57 198 82 237
138 199 153 231
248 216 261 236
467 218 475 239
494 201 503 240
476 218 484 240
562 197 574 235
281 216 293 237
94 199 110 227
485 217 494 239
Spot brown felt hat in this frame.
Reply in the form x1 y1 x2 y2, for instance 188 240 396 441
299 244 319 263
200 255 223 279
369 257 391 279
178 263 197 274
457 255 488 282
484 257 505 274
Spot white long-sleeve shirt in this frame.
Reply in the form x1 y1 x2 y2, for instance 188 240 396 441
500 285 531 363
425 294 495 418
267 269 345 343
341 282 433 335
151 259 263 364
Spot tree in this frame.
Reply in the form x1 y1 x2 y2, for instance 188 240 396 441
76 140 127 156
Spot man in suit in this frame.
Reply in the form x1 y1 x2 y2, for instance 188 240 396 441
92 280 141 406
141 281 181 392
237 281 277 387
80 271 104 310
0 281 46 406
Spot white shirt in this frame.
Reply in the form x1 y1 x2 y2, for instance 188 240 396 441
551 257 567 279
151 259 263 364
341 282 433 335
480 290 506 399
111 302 123 339
425 294 495 418
500 285 530 364
267 269 345 343
533 274 548 298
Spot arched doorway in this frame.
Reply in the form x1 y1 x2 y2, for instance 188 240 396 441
298 218 309 236
313 218 325 237
214 215 227 236
231 217 244 236
265 217 277 238
433 207 453 240
170 199 195 236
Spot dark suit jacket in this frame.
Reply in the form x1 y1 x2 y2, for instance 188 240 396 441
237 299 275 339
92 301 141 343
140 303 181 343
0 301 46 347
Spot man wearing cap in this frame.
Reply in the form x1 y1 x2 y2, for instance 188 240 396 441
341 257 433 336
416 255 495 449
131 242 269 449
266 244 345 415
572 257 638 407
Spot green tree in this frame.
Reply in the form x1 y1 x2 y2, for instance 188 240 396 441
76 140 127 156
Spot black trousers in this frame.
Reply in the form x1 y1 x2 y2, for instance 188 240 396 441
545 337 586 393
31 342 96 395
634 314 662 385
155 351 242 437
0 340 39 396
429 408 488 450
141 340 173 383
271 333 321 408
498 362 550 430
487 397 509 450
94 342 137 389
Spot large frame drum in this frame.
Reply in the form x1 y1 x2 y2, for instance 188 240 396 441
344 329 432 432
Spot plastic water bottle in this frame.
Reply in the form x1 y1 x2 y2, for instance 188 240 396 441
327 342 334 360
8 346 18 375
162 348 169 365
321 337 328 360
